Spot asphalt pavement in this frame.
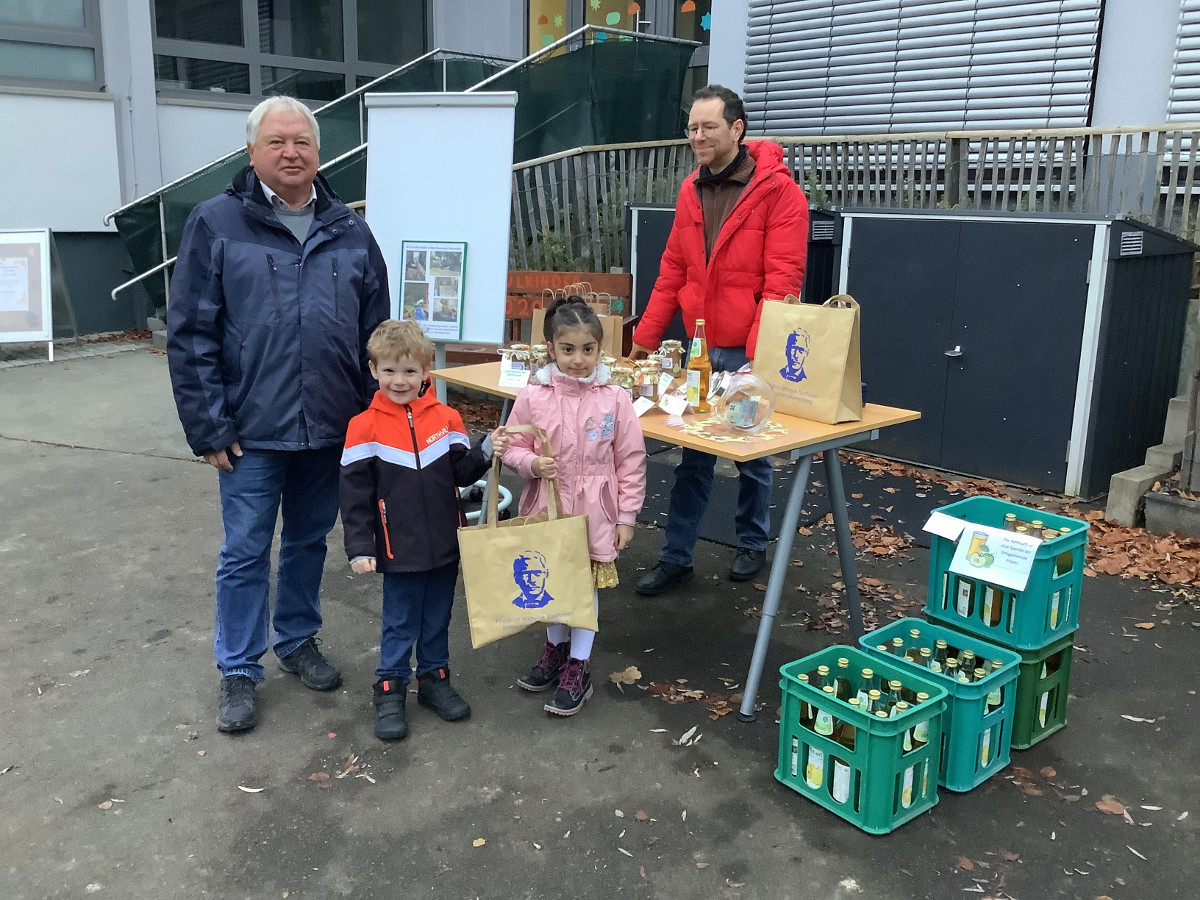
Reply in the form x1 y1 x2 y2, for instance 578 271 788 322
0 342 1196 900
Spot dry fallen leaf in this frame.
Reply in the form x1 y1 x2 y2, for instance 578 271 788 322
1135 622 1156 630
197 750 205 757
472 838 486 847
609 666 642 685
1001 850 1019 861
696 861 709 869
238 786 265 793
1096 797 1127 816
634 810 650 821
1040 766 1056 778
98 801 113 810
957 857 976 871
619 848 633 858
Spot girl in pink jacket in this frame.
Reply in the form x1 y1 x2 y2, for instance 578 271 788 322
502 297 646 716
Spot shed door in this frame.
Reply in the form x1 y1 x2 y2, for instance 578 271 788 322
939 221 1093 487
847 215 1093 490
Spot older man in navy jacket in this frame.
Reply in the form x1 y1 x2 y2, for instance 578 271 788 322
168 95 390 733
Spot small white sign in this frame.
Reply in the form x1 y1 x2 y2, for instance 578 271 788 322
632 396 656 417
496 364 530 388
923 511 967 542
659 392 689 417
948 524 1041 593
657 372 675 397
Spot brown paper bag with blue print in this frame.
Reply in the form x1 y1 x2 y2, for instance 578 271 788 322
457 425 597 649
751 294 863 424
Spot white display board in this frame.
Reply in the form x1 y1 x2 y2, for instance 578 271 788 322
364 92 517 346
0 228 52 344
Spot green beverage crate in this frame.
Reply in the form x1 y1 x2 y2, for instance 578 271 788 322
924 497 1089 650
776 646 947 835
1010 630 1075 749
859 618 1021 792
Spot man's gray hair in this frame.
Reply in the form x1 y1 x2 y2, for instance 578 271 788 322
246 96 321 150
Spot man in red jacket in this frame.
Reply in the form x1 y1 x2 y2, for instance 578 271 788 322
633 85 809 595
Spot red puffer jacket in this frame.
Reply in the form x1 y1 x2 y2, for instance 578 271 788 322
631 140 809 358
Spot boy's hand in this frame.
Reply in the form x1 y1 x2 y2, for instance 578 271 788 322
531 456 557 479
615 524 634 551
490 427 510 457
351 558 377 574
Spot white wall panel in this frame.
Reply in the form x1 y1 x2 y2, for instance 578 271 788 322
0 90 121 232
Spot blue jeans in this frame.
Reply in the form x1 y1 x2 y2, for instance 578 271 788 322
661 346 774 568
214 447 341 681
378 561 459 681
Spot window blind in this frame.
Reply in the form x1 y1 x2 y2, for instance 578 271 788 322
744 0 1102 134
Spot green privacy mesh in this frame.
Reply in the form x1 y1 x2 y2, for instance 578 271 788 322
113 37 692 308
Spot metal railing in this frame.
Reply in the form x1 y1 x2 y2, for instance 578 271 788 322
510 123 1200 272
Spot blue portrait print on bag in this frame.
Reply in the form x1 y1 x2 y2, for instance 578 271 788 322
512 550 555 609
779 327 811 383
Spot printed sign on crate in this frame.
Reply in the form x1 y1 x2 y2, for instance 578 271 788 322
924 514 1041 593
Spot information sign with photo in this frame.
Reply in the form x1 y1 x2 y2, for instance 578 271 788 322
400 240 466 341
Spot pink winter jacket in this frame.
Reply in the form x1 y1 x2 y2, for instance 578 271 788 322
502 364 647 563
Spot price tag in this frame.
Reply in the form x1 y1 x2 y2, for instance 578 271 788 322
497 364 530 388
658 391 688 417
632 396 655 417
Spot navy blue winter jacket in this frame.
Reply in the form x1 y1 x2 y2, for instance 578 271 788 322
167 167 390 456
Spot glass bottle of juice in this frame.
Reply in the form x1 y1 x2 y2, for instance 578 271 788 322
685 318 712 413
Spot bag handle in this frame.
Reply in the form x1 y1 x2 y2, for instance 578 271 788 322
824 293 858 310
483 424 563 528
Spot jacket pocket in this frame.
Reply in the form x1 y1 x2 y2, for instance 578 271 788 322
265 255 283 319
599 479 618 525
332 255 340 318
378 499 395 560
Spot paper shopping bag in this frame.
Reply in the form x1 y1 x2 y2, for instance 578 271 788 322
752 294 863 424
458 426 597 649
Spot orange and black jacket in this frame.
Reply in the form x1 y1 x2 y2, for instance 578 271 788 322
340 387 490 573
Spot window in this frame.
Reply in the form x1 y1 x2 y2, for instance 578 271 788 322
151 0 428 101
0 0 102 89
358 0 424 64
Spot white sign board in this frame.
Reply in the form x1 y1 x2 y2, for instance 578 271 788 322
364 92 517 345
946 522 1041 593
0 229 52 343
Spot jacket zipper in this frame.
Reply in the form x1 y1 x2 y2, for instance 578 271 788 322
377 499 394 559
265 254 282 317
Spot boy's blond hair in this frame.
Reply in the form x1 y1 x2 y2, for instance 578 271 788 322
367 319 435 368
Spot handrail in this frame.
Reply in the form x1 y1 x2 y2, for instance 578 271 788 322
103 48 512 224
110 256 177 303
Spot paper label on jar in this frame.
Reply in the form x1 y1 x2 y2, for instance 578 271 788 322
658 372 675 396
632 396 656 417
901 765 914 808
497 364 531 388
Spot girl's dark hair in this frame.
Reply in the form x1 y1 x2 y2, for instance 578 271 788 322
543 295 604 345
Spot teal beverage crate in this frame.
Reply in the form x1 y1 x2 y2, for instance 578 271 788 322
776 647 947 835
859 618 1021 792
924 496 1089 650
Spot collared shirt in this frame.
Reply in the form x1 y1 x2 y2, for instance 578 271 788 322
260 180 317 243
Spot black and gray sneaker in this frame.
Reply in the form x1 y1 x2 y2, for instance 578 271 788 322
278 637 342 691
417 667 471 721
545 658 592 716
217 674 258 733
373 677 408 741
516 640 569 692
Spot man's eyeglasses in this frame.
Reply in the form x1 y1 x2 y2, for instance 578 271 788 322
684 122 726 138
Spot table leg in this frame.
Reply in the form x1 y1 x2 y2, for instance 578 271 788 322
823 449 865 639
737 452 814 722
